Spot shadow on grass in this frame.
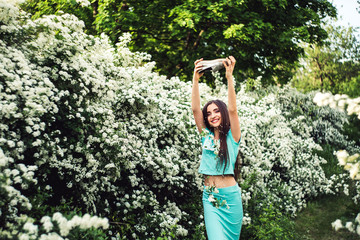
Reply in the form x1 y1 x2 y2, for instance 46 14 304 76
294 194 359 240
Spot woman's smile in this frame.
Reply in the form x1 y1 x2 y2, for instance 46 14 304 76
211 118 220 124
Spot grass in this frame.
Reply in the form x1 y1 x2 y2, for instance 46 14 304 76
294 194 360 240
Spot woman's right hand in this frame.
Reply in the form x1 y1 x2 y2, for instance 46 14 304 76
193 58 204 81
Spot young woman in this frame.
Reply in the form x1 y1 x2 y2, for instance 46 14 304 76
192 56 243 240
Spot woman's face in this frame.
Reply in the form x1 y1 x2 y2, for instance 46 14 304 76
206 103 222 128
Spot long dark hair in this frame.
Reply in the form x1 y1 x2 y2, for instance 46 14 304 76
202 100 240 180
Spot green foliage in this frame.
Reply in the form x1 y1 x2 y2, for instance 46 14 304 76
66 228 108 240
294 194 360 240
344 115 360 147
21 0 336 86
292 24 360 97
337 76 360 98
23 0 96 34
314 144 345 177
53 212 110 240
245 204 302 240
155 225 176 240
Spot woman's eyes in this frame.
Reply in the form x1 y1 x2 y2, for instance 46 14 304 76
207 110 219 116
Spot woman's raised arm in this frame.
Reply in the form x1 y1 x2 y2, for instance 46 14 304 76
192 58 206 133
223 56 241 142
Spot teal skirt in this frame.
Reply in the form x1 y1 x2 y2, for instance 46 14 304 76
202 184 243 240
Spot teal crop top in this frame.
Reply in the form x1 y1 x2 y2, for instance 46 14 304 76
198 128 240 175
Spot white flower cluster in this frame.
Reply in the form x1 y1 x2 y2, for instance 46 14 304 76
0 0 25 24
16 212 109 240
314 92 360 120
75 0 90 7
336 150 360 180
332 213 360 236
51 212 109 236
205 185 229 209
354 181 360 205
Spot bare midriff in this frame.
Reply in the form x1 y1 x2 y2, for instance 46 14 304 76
204 175 236 188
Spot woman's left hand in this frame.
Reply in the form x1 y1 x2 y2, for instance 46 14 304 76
223 56 236 80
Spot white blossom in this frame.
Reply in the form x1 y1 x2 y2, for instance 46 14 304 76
40 216 53 233
208 194 216 202
23 222 38 235
345 221 355 233
355 213 360 224
337 150 349 165
332 219 343 231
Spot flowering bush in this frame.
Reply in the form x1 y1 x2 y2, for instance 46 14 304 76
313 92 360 236
1 1 359 239
1 1 202 238
234 85 356 217
314 92 360 120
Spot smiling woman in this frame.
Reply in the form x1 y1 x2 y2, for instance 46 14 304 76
191 57 243 239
